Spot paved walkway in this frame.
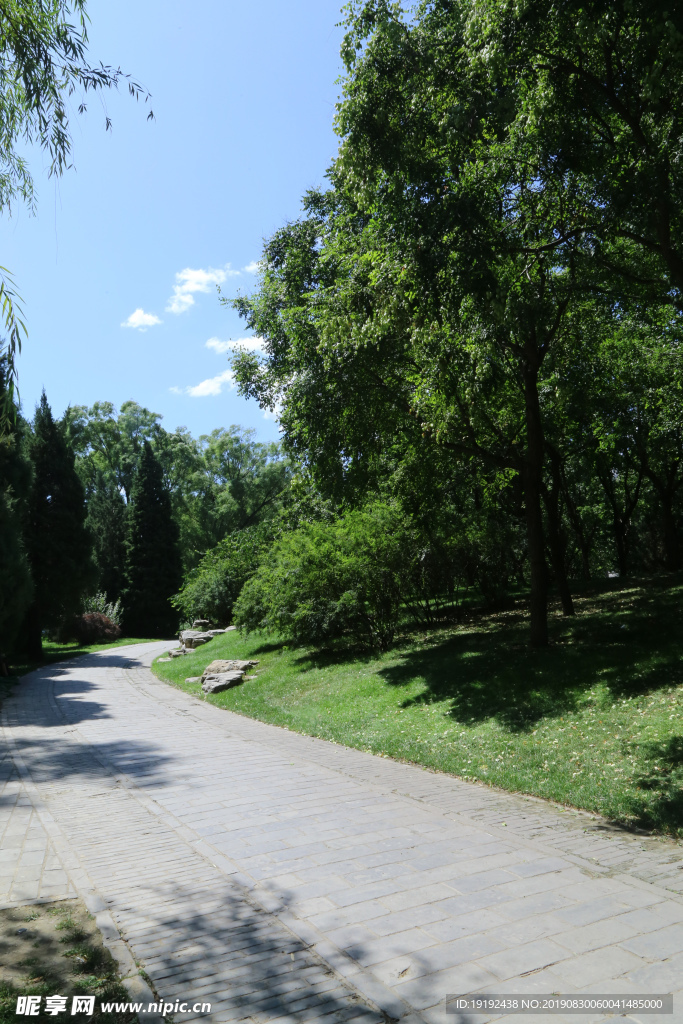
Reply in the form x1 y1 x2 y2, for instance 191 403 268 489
2 643 683 1024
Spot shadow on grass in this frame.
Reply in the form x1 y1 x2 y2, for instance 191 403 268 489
628 736 683 834
375 579 683 733
249 639 293 657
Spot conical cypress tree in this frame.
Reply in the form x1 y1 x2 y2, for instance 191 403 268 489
121 441 181 638
22 392 93 658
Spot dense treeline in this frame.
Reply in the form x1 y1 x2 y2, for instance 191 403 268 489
0 387 291 660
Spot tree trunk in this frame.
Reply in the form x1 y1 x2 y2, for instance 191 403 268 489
661 497 681 571
543 455 575 615
642 463 681 571
523 364 549 647
544 495 575 615
598 465 643 577
554 458 593 580
22 605 43 662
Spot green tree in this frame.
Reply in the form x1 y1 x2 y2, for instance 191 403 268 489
66 400 165 502
121 441 181 638
21 391 92 658
85 470 127 602
172 522 272 627
0 357 32 658
473 0 683 305
67 404 291 574
234 501 415 650
232 28 589 646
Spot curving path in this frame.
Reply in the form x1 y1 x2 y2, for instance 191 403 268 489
2 643 683 1024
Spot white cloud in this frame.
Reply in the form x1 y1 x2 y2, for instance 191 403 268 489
169 369 236 398
187 370 235 397
166 264 240 315
121 308 162 331
205 336 264 355
243 260 260 274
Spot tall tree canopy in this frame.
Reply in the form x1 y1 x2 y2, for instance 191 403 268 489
230 0 683 646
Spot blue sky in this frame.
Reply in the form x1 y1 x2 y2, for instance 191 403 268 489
7 0 345 442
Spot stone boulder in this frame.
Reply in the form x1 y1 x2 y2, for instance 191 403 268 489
202 671 245 694
193 619 211 629
180 630 214 649
200 659 258 682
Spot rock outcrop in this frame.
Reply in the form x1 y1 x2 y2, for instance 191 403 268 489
200 658 259 695
201 671 246 694
180 630 214 649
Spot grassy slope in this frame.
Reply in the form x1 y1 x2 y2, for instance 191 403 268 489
152 578 683 837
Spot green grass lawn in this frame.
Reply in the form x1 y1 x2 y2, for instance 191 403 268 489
154 576 683 837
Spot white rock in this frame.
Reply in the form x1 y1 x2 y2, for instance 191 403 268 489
201 671 244 694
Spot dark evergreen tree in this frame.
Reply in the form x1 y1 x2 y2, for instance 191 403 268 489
0 356 33 664
86 470 127 602
122 441 182 638
21 391 93 659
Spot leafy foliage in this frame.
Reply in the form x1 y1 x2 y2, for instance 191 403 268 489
81 591 122 627
172 523 271 627
229 0 683 647
61 611 121 644
234 502 417 650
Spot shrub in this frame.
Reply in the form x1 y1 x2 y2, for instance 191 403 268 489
63 612 121 644
172 523 271 625
82 592 122 627
234 502 415 650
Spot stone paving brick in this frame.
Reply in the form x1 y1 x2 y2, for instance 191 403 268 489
618 902 683 933
477 938 571 980
377 883 460 913
549 945 643 987
368 906 449 937
553 894 635 927
555 917 641 955
621 923 683 960
411 933 505 974
421 908 508 943
624 951 683 992
346 928 438 968
395 964 499 1011
479 911 567 947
